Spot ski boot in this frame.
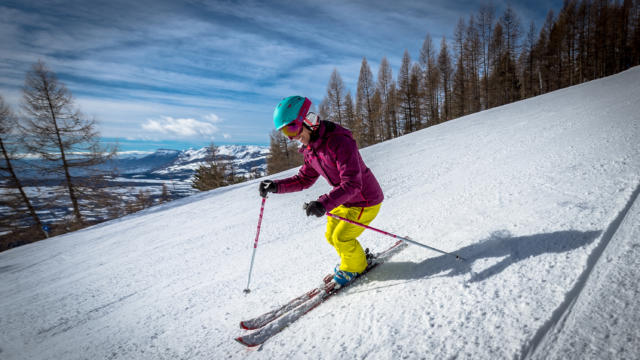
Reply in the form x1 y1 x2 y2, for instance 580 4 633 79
333 265 360 287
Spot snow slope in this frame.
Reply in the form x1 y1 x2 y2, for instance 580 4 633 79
1 67 639 359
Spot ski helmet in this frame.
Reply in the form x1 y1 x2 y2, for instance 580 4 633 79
273 96 312 130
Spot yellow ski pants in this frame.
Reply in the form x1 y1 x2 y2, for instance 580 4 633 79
325 203 382 274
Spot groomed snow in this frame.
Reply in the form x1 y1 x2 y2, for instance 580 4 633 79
0 67 639 359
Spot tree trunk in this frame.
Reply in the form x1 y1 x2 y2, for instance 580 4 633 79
0 138 47 237
42 80 83 224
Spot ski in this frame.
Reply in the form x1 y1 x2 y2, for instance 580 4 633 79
239 273 334 330
238 240 405 331
235 240 408 347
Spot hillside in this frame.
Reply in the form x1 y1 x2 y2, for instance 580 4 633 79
0 67 639 359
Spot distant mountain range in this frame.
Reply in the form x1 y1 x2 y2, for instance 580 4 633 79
1 145 270 226
113 145 270 180
11 145 270 182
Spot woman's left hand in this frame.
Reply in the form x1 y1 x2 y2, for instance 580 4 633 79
304 201 326 217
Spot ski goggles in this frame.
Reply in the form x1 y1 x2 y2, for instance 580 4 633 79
280 119 304 140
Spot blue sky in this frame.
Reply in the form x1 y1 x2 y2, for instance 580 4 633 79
0 0 561 149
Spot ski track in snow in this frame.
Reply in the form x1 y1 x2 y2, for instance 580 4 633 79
0 67 639 359
523 181 640 360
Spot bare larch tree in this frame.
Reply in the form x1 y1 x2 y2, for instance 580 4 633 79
21 60 116 226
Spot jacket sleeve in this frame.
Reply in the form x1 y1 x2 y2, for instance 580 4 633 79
273 159 320 194
317 135 363 212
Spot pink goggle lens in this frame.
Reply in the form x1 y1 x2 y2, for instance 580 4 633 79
281 119 304 139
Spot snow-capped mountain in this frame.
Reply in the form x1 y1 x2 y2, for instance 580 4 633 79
6 145 269 181
114 145 269 179
0 68 638 359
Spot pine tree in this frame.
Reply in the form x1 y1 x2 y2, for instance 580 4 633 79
521 21 539 98
387 83 400 137
398 51 423 133
370 89 384 140
192 143 228 191
547 10 564 91
477 5 496 109
266 130 303 174
398 50 413 134
501 4 522 59
499 5 523 104
420 33 440 126
438 37 453 121
356 57 376 146
452 18 467 118
376 57 395 140
576 0 592 83
452 58 467 118
562 0 579 86
537 10 555 93
488 22 505 106
409 63 423 130
318 97 330 121
343 92 357 134
325 68 347 125
466 15 483 113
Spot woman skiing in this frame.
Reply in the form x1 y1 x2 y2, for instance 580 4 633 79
259 95 384 286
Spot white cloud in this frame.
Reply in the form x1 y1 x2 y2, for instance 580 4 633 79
142 116 220 138
203 113 222 123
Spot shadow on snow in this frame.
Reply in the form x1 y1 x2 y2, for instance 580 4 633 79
371 229 601 283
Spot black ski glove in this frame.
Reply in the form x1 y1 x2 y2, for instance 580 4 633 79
304 201 326 217
259 180 277 198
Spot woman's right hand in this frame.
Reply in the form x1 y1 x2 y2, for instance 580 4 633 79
259 180 277 198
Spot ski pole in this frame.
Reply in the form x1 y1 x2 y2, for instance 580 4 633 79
325 212 466 262
244 197 267 294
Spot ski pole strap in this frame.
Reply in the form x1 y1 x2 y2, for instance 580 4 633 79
326 212 466 262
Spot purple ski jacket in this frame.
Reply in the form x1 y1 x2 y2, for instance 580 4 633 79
274 121 384 212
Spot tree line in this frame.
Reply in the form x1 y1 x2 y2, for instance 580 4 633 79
268 0 639 164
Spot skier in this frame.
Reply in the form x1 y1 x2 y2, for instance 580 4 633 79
259 95 384 286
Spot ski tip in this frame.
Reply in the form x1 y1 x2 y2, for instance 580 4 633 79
235 336 260 347
239 321 251 330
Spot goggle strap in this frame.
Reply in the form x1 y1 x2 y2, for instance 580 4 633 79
304 112 319 129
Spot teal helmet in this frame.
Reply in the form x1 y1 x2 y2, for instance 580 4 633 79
273 96 312 130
